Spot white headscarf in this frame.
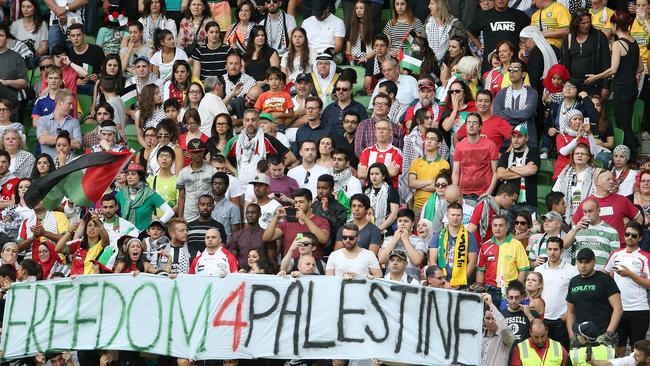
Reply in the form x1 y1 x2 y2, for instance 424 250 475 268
520 26 559 80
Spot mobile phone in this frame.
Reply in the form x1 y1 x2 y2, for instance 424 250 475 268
286 207 297 222
296 233 303 241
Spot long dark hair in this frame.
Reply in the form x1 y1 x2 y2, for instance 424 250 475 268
14 178 31 203
244 25 273 64
153 28 173 51
183 81 204 108
18 0 44 34
211 113 234 141
100 54 125 93
142 0 168 17
171 60 192 91
390 0 415 26
569 8 592 36
444 79 473 107
365 162 392 190
349 0 374 47
286 27 310 74
591 94 609 137
138 84 161 126
31 153 55 179
121 238 146 272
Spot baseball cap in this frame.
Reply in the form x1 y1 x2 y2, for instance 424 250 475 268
576 248 596 261
187 138 207 152
295 73 312 83
418 79 435 91
148 220 165 230
513 124 528 136
389 249 407 260
259 112 275 123
572 321 600 341
125 162 145 173
540 211 562 222
249 173 270 186
133 55 150 64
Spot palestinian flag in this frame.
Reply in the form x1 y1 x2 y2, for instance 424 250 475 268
399 30 423 74
25 151 132 209
121 83 138 108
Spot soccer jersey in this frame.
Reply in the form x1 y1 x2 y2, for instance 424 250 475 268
531 2 571 49
359 144 403 188
478 235 530 288
604 247 650 311
630 18 650 71
189 247 238 277
572 222 619 271
590 6 612 33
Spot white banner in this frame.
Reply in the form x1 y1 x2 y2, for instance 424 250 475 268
1 274 484 365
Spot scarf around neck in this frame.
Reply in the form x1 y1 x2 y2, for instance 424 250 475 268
508 146 530 204
332 167 352 194
479 195 501 240
236 129 266 183
366 183 389 227
121 184 155 223
504 86 528 111
437 225 469 286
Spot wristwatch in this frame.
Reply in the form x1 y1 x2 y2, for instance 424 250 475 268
64 5 70 12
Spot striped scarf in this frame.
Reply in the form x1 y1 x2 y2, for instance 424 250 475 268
508 146 529 204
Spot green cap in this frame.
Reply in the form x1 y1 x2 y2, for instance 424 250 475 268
259 112 275 123
513 124 528 136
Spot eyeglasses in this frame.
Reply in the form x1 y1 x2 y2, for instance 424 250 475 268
40 64 53 70
0 108 8 113
216 122 229 126
266 0 278 3
625 232 639 238
373 102 389 107
189 89 202 94
158 133 170 138
342 235 356 241
449 89 463 94
336 87 350 92
507 67 521 72
435 183 448 188
304 171 311 184
145 133 157 138
515 220 528 225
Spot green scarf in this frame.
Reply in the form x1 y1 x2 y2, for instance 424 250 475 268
120 185 155 224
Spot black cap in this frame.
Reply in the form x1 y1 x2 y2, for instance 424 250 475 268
576 248 596 261
295 73 312 83
389 249 407 260
572 321 600 341
187 138 207 152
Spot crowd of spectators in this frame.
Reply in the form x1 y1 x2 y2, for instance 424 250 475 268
4 0 650 364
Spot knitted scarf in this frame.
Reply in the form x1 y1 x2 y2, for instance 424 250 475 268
366 183 389 227
508 146 529 204
504 86 528 111
332 167 352 194
437 225 469 286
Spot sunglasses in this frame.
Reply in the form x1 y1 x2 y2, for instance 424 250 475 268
507 67 521 72
266 0 278 3
336 87 350 92
40 64 54 70
515 220 528 225
435 183 448 188
342 235 356 241
625 232 639 239
449 89 463 94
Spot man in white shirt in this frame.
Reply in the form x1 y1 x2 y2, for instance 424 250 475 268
536 236 579 351
301 0 345 54
604 221 650 357
247 173 282 229
368 58 419 109
198 76 228 137
384 249 419 285
189 228 238 276
326 222 382 277
587 339 650 366
287 140 329 200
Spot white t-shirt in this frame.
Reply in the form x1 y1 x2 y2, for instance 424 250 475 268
150 48 188 80
257 199 282 229
604 247 650 311
536 260 580 320
326 248 380 276
280 47 317 81
287 164 330 200
10 20 48 49
369 74 420 110
226 175 245 200
301 14 346 53
608 354 635 366
198 93 228 137
613 168 638 197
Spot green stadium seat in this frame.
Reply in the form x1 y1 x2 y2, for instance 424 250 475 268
614 127 624 146
355 95 371 115
78 94 92 119
81 124 96 134
537 184 553 214
633 99 644 134
339 65 366 94
538 159 554 186
85 35 96 45
125 124 142 151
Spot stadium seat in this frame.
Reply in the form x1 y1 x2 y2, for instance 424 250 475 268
125 124 142 151
538 159 554 186
537 184 553 214
633 99 644 134
78 94 92 119
355 95 371 115
614 127 624 146
339 65 366 94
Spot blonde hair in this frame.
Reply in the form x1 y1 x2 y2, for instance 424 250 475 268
430 0 454 25
526 271 544 298
0 128 27 151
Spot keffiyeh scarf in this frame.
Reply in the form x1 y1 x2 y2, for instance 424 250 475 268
508 146 529 204
366 183 390 228
332 167 353 194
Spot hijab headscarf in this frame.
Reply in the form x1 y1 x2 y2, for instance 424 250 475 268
35 241 62 279
542 64 571 93
520 26 558 80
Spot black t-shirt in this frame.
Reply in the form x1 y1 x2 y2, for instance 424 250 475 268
497 148 539 206
68 44 105 76
186 219 228 260
364 56 384 80
502 308 530 343
468 8 530 70
191 44 233 79
566 271 620 333
591 118 614 141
